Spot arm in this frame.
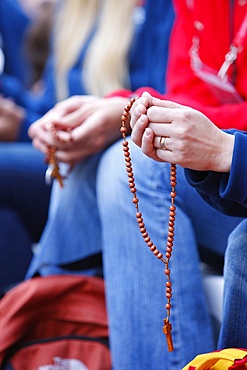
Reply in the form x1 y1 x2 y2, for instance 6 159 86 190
130 93 247 217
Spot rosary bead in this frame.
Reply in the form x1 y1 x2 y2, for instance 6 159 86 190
125 157 131 163
153 250 159 256
166 287 172 293
130 188 137 193
168 226 174 233
164 269 170 275
165 303 172 310
147 241 153 247
167 242 173 248
157 253 163 259
129 183 135 189
166 252 171 258
170 205 176 211
169 221 174 227
144 237 151 243
136 212 142 218
132 198 139 204
150 245 156 252
142 232 148 238
166 281 172 287
166 293 172 299
170 191 177 198
140 227 146 233
120 126 127 134
170 181 177 187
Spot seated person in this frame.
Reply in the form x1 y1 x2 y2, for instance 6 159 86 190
129 92 247 350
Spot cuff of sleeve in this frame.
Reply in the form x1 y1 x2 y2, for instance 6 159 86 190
184 168 223 194
220 131 247 203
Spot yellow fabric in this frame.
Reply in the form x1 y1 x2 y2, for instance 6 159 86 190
182 348 247 370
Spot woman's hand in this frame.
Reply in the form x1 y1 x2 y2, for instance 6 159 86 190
130 92 234 172
29 95 130 165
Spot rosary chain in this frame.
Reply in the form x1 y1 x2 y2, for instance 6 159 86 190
120 97 177 352
45 125 73 187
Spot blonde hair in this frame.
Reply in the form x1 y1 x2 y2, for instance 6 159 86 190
54 0 137 100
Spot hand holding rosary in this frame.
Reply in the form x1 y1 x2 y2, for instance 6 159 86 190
120 97 177 352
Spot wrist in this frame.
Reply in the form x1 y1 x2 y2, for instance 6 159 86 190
214 132 234 173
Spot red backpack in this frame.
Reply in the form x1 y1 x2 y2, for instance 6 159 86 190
0 275 112 370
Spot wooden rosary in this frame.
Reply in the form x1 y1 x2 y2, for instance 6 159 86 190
45 125 72 188
45 145 64 187
120 97 177 352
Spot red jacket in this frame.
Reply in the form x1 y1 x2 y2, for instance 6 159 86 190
111 0 247 130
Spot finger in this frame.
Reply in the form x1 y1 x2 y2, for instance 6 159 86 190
148 122 173 137
54 128 73 144
131 114 149 147
53 105 88 131
32 123 58 147
140 128 160 161
155 148 175 163
153 135 171 151
130 102 147 130
55 147 88 165
54 96 83 115
32 137 49 156
130 94 149 113
147 106 174 123
151 98 186 110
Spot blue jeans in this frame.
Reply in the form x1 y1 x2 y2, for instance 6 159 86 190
97 139 243 369
26 153 103 277
27 139 243 369
0 143 51 292
218 218 247 349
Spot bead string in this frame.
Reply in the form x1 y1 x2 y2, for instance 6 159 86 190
120 97 177 352
45 125 73 188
